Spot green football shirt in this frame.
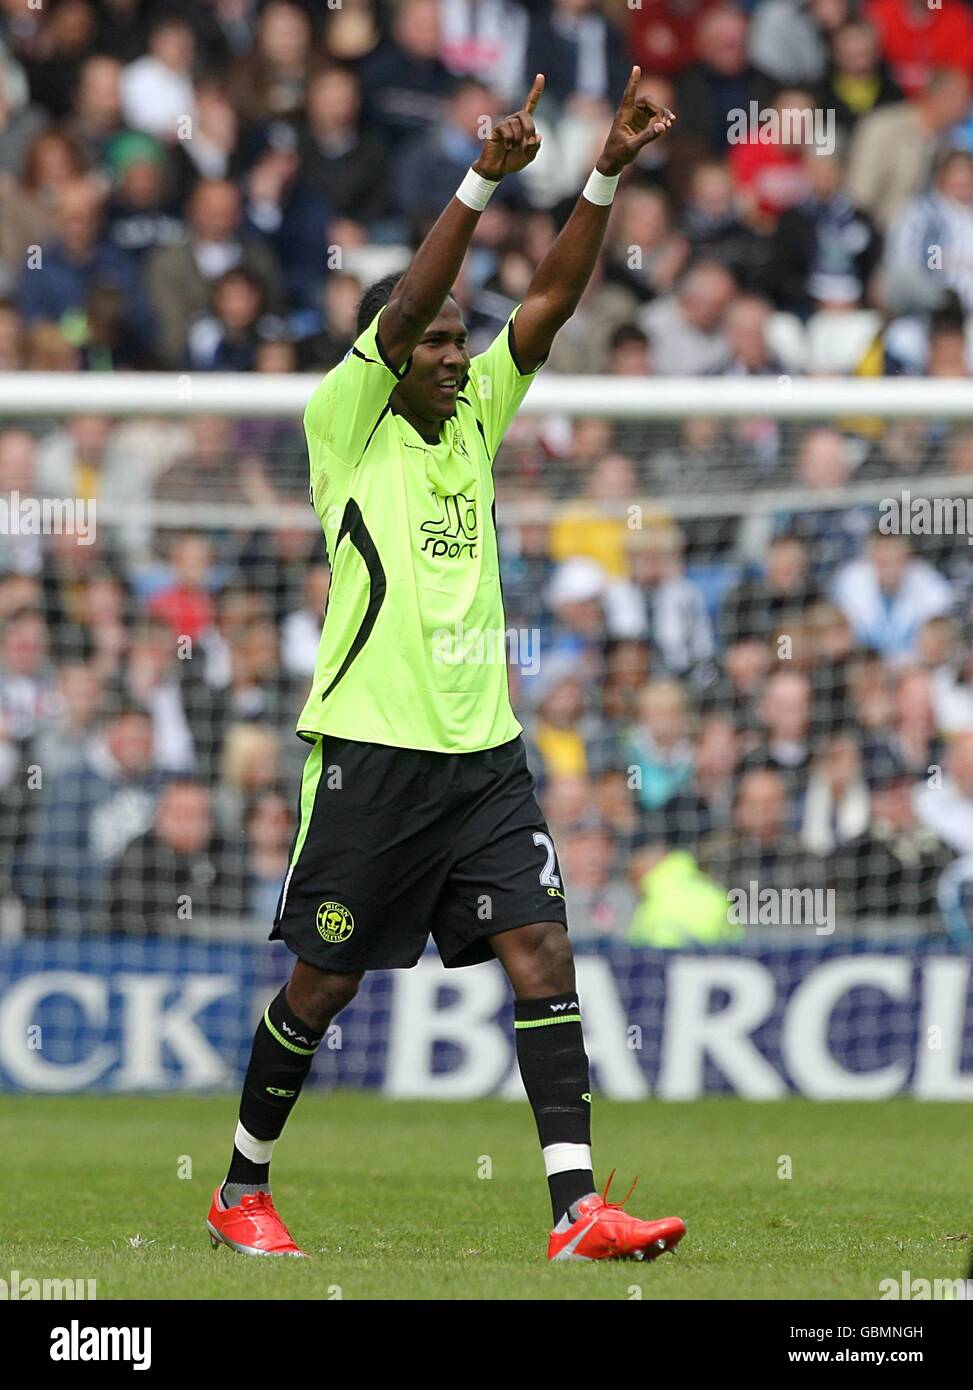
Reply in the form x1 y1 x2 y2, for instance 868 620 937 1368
297 302 545 753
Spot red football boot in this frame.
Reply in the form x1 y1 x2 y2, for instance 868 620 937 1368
207 1188 308 1258
547 1172 686 1262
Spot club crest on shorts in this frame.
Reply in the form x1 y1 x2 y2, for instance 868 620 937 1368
316 901 354 943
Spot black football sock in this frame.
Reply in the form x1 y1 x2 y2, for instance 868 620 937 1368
514 992 596 1224
222 987 324 1203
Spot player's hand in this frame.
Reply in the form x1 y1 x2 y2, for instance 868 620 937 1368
596 67 675 176
473 74 545 181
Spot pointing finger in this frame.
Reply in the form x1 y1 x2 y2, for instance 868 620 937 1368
524 72 545 115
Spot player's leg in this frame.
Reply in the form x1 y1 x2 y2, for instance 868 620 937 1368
493 922 685 1261
207 961 361 1257
222 960 362 1202
490 921 596 1224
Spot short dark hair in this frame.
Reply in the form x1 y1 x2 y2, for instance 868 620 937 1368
355 272 404 338
355 273 460 338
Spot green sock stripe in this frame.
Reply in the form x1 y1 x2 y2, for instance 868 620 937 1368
263 1008 318 1056
513 1014 582 1029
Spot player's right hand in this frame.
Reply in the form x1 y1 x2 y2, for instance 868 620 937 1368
472 74 545 181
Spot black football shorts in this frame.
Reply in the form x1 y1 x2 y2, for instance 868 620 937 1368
271 734 568 971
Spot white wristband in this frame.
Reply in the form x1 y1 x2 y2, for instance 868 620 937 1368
582 168 620 206
456 167 500 211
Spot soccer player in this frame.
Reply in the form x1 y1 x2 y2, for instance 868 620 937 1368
208 69 685 1263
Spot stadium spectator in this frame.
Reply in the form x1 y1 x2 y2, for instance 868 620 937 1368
607 520 717 685
120 14 197 141
524 0 629 111
814 17 902 137
154 414 254 505
640 711 739 850
723 534 815 647
187 265 286 372
525 654 600 780
831 532 954 665
680 159 768 290
739 668 814 803
281 565 330 680
237 787 295 921
674 5 763 159
846 67 972 230
840 753 955 917
359 0 453 148
104 131 185 265
549 452 636 578
603 184 688 306
865 0 973 100
120 617 197 772
2 127 89 281
627 678 694 813
770 147 880 319
299 67 390 230
16 175 154 360
800 729 870 856
727 86 816 229
63 54 127 168
557 814 634 941
0 429 43 578
147 533 217 645
108 777 243 932
438 0 528 103
885 150 973 316
698 765 827 908
628 0 721 79
0 51 46 179
227 0 323 125
18 699 160 931
915 731 973 857
639 259 736 375
145 178 283 367
627 839 738 947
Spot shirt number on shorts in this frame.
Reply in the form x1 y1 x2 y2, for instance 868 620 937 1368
532 831 561 889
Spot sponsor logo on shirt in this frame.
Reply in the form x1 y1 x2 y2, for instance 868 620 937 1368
420 491 478 559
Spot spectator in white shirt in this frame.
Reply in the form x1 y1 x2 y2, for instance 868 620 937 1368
915 731 973 856
885 149 973 314
281 565 330 680
121 16 196 141
831 532 954 665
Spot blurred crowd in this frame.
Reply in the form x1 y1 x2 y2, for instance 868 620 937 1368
1 0 973 373
2 0 973 943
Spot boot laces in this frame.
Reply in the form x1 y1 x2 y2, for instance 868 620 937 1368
601 1168 639 1209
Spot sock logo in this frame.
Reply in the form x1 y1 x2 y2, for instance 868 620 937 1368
266 1087 297 1097
550 1001 579 1013
316 901 355 944
279 1021 316 1047
581 1093 592 1103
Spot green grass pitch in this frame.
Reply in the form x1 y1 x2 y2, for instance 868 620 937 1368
2 1093 969 1300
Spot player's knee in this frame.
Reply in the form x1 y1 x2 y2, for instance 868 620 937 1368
515 922 574 996
288 963 362 1030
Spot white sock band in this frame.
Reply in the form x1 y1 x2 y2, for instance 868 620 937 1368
234 1122 275 1165
456 166 500 211
582 168 620 206
543 1142 593 1177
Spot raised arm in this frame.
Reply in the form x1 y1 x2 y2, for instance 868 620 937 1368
377 75 547 371
512 68 675 373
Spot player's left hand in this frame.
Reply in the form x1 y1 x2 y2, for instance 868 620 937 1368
597 67 675 176
473 74 545 181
